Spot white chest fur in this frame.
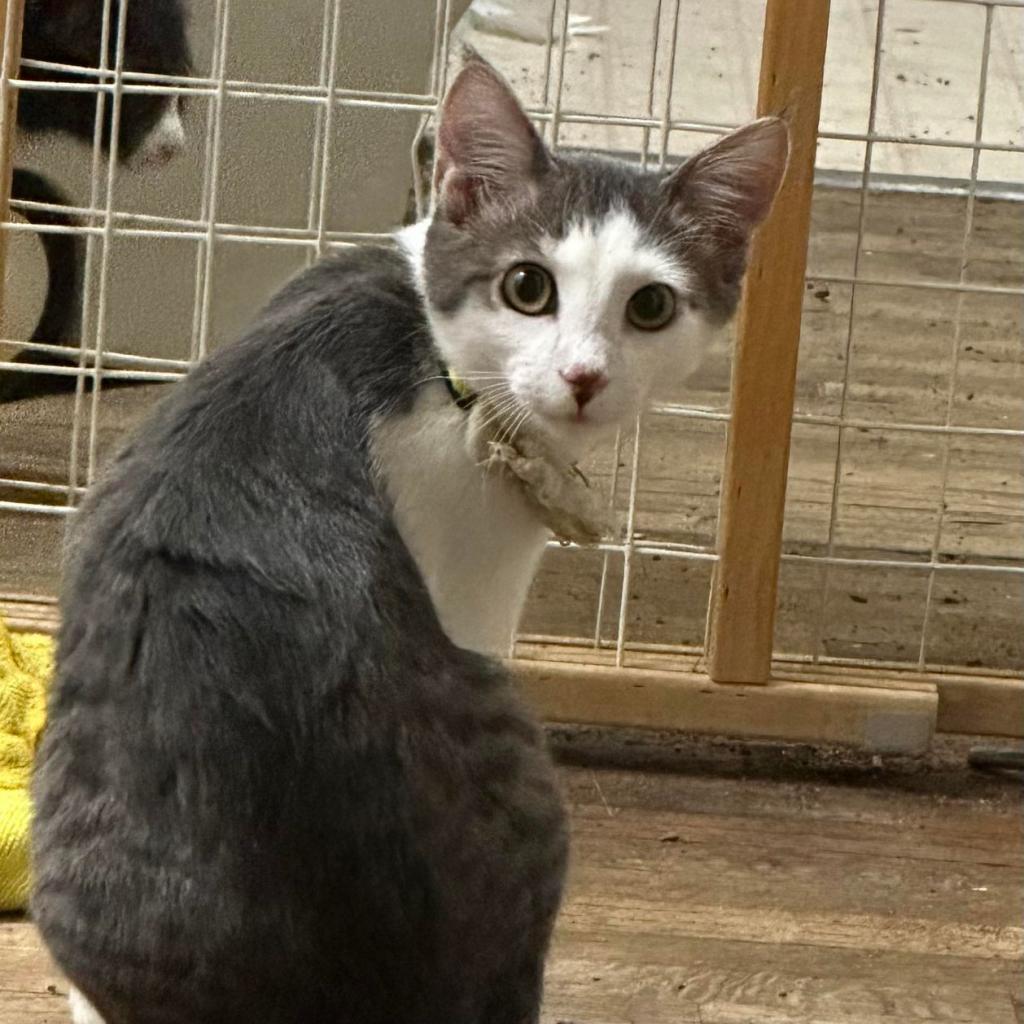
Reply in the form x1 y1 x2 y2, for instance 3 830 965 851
371 388 550 655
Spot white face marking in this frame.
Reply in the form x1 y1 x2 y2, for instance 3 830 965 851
135 96 186 167
422 208 717 457
371 391 549 655
384 210 717 652
396 219 430 295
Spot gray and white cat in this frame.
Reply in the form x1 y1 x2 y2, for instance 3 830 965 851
32 56 786 1024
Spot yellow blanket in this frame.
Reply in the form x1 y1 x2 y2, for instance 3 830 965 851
0 618 53 911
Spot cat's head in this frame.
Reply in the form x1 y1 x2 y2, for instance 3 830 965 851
20 0 192 166
419 56 788 453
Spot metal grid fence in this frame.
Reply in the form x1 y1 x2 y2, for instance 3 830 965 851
1 0 1021 685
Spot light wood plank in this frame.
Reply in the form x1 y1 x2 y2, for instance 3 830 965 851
559 894 1022 961
514 658 936 754
518 642 1024 740
936 673 1024 737
707 0 833 683
545 944 1020 1024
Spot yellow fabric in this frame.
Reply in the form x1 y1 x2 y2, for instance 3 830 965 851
0 618 54 911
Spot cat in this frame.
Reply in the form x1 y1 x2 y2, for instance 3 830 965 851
1 0 191 403
31 55 787 1024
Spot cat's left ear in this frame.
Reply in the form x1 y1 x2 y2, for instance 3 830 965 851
434 54 551 225
662 117 789 237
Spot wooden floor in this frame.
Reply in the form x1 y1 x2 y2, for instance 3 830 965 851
3 731 1021 1023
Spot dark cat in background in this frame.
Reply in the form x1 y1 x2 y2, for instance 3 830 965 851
1 0 191 403
32 55 787 1024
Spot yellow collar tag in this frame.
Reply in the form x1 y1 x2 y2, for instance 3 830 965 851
441 365 476 410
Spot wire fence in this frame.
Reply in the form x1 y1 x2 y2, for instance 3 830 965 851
1 0 1021 679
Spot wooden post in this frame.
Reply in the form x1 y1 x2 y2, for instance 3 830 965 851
706 0 831 683
0 0 26 331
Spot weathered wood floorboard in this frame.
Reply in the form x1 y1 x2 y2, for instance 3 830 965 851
3 736 1021 1024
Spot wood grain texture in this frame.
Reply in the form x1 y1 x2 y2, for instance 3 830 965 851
935 673 1024 738
0 0 26 334
516 640 1024 740
3 749 1021 1023
707 0 833 683
514 658 936 754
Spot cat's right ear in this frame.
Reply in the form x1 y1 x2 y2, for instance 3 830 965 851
434 55 551 226
661 117 789 238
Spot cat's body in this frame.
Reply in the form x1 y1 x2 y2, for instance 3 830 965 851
8 169 85 357
32 58 787 1023
18 0 191 161
2 0 190 404
33 246 566 1024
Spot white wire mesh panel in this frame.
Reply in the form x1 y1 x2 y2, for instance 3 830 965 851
1 0 454 592
775 0 1023 676
1 0 1021 681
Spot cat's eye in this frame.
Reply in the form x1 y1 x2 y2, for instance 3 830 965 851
626 284 676 331
502 264 556 316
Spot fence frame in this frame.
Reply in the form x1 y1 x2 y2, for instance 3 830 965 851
1 0 1021 752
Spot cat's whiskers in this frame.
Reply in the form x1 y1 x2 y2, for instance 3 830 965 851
490 397 532 458
466 380 514 393
411 369 509 391
475 391 521 436
459 383 518 422
475 391 526 486
498 404 532 452
507 405 534 448
474 389 518 444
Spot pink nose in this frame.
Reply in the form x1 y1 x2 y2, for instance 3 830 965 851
559 365 608 409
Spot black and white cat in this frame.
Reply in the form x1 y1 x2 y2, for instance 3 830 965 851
2 0 191 404
32 57 786 1024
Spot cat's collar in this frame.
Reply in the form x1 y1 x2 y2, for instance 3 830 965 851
440 364 476 411
438 363 611 544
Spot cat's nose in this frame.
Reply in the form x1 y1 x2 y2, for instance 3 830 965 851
559 365 608 409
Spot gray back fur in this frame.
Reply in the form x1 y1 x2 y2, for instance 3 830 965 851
32 247 567 1024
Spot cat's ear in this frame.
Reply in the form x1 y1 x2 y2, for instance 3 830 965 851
662 117 789 236
434 55 551 225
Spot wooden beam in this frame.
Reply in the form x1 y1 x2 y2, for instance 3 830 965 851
0 0 25 333
509 641 1024 742
706 0 832 683
3 599 1020 742
0 596 59 634
935 673 1024 738
514 659 936 755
